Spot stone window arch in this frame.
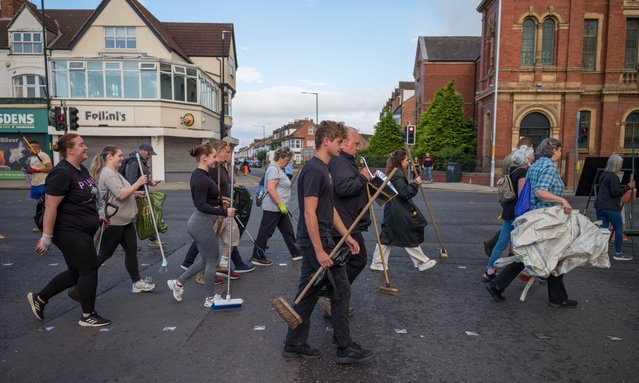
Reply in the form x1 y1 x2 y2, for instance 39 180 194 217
519 112 551 148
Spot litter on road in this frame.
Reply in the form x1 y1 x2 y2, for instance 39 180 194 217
162 326 177 331
465 331 479 336
253 325 266 331
394 328 408 334
606 336 623 341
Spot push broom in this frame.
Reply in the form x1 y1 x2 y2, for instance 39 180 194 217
405 145 448 264
212 150 243 310
136 153 169 272
366 183 398 296
272 168 397 329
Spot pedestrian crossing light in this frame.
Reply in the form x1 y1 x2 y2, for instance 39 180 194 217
406 124 416 145
68 107 80 131
53 107 66 131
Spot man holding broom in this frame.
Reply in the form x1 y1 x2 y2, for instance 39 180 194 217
282 120 374 364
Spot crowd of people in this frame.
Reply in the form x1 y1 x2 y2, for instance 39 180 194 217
23 125 633 362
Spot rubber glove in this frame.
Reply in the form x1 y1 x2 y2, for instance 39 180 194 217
27 167 38 174
35 233 53 255
277 201 288 215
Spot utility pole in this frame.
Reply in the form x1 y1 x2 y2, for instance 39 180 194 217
301 91 318 123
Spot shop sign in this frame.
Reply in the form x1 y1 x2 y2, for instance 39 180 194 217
80 107 135 126
0 108 48 133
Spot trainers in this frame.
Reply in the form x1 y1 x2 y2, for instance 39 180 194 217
418 259 437 272
32 226 40 232
282 343 323 359
204 294 222 308
613 253 633 261
27 292 45 320
78 312 111 327
291 254 302 261
485 282 505 302
235 262 256 273
132 279 156 293
167 280 184 302
549 299 578 308
251 256 273 266
216 269 240 280
335 342 374 364
482 271 497 282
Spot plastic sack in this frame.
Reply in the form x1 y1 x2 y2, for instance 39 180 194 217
135 191 168 240
514 179 531 217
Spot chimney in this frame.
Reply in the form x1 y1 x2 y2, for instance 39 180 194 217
1 0 26 18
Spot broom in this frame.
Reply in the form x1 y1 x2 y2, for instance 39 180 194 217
404 145 448 264
272 167 398 329
136 153 169 272
366 182 398 296
212 150 243 310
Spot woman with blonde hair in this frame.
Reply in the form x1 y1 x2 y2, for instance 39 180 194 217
90 145 155 293
370 150 436 272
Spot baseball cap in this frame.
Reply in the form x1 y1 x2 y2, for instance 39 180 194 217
139 143 157 155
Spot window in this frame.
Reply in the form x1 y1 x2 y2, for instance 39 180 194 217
308 127 313 135
12 32 42 54
625 19 639 69
140 63 158 99
224 89 232 115
541 18 556 65
624 112 639 149
521 19 536 65
290 139 301 149
104 27 136 49
578 111 591 150
69 61 87 98
13 75 46 98
582 20 598 71
160 63 172 100
229 57 235 78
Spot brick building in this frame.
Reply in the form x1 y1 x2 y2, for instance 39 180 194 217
476 0 639 186
383 81 416 127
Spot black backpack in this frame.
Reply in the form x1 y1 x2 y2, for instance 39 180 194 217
118 157 133 177
34 195 45 231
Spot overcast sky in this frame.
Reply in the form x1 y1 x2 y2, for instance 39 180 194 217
41 0 483 147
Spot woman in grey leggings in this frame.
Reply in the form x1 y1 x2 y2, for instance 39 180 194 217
167 143 235 307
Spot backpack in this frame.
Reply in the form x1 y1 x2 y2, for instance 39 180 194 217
255 174 266 207
34 194 45 231
497 171 516 203
514 179 532 217
118 157 133 177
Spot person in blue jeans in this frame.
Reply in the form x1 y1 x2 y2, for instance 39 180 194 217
484 145 534 281
595 154 635 261
422 153 434 183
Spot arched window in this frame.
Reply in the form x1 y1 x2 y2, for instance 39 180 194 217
542 18 556 65
624 111 639 149
521 19 536 65
520 112 551 147
13 74 47 98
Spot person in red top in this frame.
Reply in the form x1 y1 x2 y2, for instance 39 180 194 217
422 153 434 183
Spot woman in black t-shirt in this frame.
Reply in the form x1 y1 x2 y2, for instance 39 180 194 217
484 145 534 281
28 133 111 327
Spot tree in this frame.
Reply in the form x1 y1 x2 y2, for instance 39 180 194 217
256 150 268 162
368 108 404 156
415 81 476 156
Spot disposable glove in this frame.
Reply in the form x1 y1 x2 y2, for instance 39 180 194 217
35 233 53 255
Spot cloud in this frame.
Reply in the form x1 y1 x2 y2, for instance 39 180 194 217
236 67 263 83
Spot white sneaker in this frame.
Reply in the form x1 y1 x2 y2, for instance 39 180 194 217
167 280 184 301
132 279 156 293
204 294 222 308
418 259 437 272
369 263 384 271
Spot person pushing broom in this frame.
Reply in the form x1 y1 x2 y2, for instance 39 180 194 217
282 121 374 364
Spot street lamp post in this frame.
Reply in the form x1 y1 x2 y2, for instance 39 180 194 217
301 91 318 123
219 30 230 139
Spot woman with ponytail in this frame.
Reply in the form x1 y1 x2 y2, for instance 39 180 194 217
167 144 235 308
90 146 155 294
370 150 436 272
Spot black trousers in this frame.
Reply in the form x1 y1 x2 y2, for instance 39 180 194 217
493 262 569 303
333 231 367 285
97 223 140 283
253 210 300 259
285 244 352 349
38 230 98 314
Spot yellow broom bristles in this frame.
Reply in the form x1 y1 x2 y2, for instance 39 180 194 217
272 297 302 329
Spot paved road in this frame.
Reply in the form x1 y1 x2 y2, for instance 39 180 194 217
0 186 637 382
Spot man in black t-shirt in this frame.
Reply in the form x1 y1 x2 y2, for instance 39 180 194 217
283 121 374 364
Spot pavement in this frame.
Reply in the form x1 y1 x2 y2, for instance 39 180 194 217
0 183 636 382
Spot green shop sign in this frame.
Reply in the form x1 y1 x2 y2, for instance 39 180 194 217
0 107 50 181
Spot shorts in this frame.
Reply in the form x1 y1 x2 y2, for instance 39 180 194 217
30 184 46 200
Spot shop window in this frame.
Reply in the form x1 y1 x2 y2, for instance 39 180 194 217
12 32 42 54
625 19 639 69
582 20 598 71
521 19 535 65
541 18 556 65
13 74 46 98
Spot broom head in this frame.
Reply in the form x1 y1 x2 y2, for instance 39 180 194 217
211 296 244 311
379 286 398 296
439 248 448 264
272 297 302 329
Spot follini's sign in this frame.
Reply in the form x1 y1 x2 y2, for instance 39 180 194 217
80 107 134 126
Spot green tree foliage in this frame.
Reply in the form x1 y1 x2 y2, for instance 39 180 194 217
415 81 476 156
256 150 268 162
368 108 405 156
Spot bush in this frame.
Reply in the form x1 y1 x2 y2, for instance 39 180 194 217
432 146 476 172
355 151 388 170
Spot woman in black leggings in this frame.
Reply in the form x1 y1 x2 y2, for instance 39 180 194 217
90 145 156 293
28 133 111 327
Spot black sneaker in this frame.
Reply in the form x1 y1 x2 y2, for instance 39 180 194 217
78 312 112 327
27 292 45 320
482 271 497 282
335 342 374 364
485 282 505 302
282 343 323 359
251 256 273 266
549 299 578 308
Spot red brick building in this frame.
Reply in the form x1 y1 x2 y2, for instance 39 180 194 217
476 0 639 186
383 81 416 127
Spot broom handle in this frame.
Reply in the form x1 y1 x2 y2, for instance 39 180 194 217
136 153 166 261
405 145 446 249
294 167 398 305
366 184 390 287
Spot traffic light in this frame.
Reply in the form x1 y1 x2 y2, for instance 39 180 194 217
406 124 416 145
68 107 80 130
402 126 407 143
53 107 66 131
578 126 588 144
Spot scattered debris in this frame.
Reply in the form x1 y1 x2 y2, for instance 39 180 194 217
458 266 467 269
141 263 150 266
99 328 111 332
162 326 177 331
279 263 287 266
2 262 13 266
325 326 333 332
253 325 266 331
48 263 59 267
38 326 54 332
606 336 623 341
465 331 479 336
394 328 408 334
535 333 551 339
